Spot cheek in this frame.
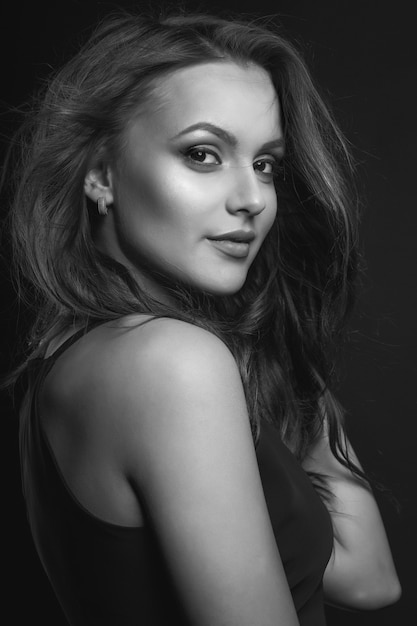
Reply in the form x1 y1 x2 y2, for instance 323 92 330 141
261 190 278 235
117 160 211 228
117 168 166 218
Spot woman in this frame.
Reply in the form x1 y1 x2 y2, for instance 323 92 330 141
5 9 400 626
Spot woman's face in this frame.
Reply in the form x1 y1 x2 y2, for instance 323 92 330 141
100 61 283 298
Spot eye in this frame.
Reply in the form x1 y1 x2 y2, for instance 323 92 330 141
184 147 221 167
253 158 285 182
254 159 273 174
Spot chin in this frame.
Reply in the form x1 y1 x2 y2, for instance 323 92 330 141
196 275 248 297
163 266 250 298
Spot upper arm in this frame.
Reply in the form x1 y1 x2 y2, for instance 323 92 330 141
113 319 298 626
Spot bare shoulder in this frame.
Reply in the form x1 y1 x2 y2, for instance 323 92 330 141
44 315 240 413
99 316 251 473
111 316 239 386
121 315 233 360
100 316 245 429
44 316 240 425
43 314 249 469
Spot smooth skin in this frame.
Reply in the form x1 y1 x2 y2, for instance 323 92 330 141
41 61 400 626
84 62 282 299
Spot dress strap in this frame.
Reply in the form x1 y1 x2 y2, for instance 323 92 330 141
42 320 104 363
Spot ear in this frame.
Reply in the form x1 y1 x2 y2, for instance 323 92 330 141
84 164 114 206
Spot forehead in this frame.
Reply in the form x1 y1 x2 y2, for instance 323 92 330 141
129 61 282 144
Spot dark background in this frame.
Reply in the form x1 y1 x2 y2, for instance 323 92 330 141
0 1 414 624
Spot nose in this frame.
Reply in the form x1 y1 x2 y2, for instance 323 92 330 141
225 166 266 216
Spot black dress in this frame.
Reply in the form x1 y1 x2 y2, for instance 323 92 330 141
19 326 333 625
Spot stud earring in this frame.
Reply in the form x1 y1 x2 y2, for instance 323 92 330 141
97 197 108 216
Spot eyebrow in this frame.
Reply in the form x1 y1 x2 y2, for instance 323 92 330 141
171 122 285 152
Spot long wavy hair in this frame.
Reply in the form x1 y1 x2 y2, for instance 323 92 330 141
4 9 362 473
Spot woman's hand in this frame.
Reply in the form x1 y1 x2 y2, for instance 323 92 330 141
303 422 401 610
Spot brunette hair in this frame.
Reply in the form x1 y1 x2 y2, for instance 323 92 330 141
4 9 362 476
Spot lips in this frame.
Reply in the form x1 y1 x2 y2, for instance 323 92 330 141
207 230 255 259
208 230 255 244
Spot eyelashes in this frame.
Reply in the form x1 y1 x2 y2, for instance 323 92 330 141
182 146 285 182
184 147 220 166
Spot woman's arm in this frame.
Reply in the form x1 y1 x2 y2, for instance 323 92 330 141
303 421 401 610
110 318 299 626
